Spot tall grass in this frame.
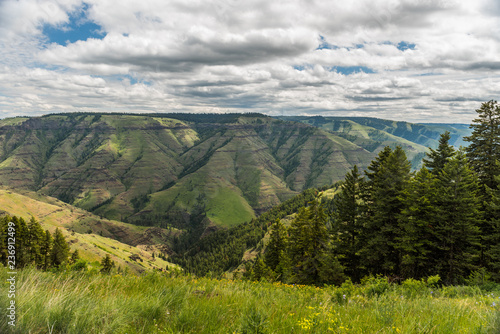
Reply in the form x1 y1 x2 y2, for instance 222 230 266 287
1 268 499 333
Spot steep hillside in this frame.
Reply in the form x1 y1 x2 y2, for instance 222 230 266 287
0 113 375 227
278 116 472 168
0 187 178 272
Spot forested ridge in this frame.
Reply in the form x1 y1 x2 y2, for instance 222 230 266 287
171 100 500 286
1 101 499 288
243 100 500 286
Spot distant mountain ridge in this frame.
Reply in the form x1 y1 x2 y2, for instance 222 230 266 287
278 116 471 168
0 113 471 228
0 113 373 228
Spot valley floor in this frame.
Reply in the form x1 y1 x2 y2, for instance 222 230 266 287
1 268 499 333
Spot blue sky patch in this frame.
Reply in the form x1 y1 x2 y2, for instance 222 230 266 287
293 64 314 71
380 41 416 51
329 66 375 75
42 4 104 45
294 65 375 75
316 35 339 50
397 41 416 51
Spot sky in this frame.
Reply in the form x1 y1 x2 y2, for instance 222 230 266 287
0 0 499 123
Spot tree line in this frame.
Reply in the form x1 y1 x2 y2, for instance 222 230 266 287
0 215 76 270
170 189 318 276
0 215 115 273
249 100 500 285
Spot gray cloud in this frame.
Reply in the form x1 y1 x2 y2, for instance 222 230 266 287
1 0 500 123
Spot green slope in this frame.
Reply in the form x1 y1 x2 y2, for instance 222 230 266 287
0 113 378 228
0 187 178 272
0 113 472 228
277 116 471 169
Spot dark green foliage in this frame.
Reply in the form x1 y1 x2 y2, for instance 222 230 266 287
332 165 364 281
398 167 441 279
252 256 271 281
423 131 455 174
486 178 500 281
288 198 345 285
13 216 30 268
465 100 500 191
0 215 74 271
100 254 115 274
360 146 411 275
50 228 70 268
464 100 500 269
131 194 150 213
27 216 45 267
170 188 317 277
264 219 287 274
41 230 53 270
435 152 481 284
70 249 80 265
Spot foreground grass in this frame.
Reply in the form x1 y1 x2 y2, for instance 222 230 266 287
1 268 499 333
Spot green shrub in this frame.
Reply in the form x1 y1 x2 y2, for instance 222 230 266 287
361 276 390 297
239 304 268 334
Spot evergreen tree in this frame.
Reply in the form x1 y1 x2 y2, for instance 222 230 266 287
485 177 500 281
288 197 344 285
27 217 45 267
70 249 80 265
13 216 30 268
0 216 9 266
435 152 481 284
465 100 500 191
264 219 288 276
41 230 52 270
423 131 455 174
398 167 441 279
100 254 115 274
332 165 364 281
50 228 69 268
359 146 411 276
464 100 500 268
365 146 393 183
252 256 271 281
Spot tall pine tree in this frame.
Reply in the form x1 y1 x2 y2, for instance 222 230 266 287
288 197 344 285
27 217 45 267
485 176 500 281
13 216 30 268
398 167 441 279
41 230 53 270
423 131 455 174
359 146 411 276
332 165 364 281
264 219 288 277
435 151 481 284
50 228 69 268
464 100 500 268
465 100 500 191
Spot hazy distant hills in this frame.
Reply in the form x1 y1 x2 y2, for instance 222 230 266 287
0 113 471 228
279 116 471 168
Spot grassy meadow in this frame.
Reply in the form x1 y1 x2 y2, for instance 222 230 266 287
1 267 499 333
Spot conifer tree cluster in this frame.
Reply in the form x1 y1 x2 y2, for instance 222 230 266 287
0 215 76 270
250 100 500 286
0 215 117 273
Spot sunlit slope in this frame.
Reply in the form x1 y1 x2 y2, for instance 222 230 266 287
0 187 177 272
0 113 377 227
278 116 471 169
133 116 375 227
281 116 471 150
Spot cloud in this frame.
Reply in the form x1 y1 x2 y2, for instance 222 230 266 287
39 27 317 74
1 0 500 123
